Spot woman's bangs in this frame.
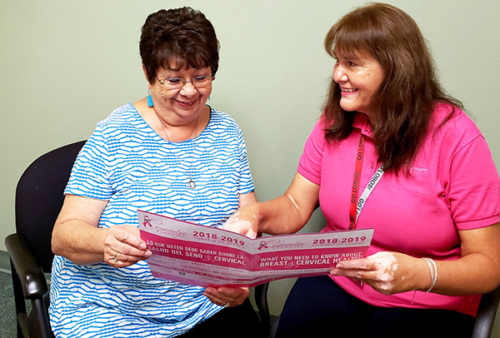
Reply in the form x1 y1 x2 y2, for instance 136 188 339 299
161 53 210 72
333 24 372 58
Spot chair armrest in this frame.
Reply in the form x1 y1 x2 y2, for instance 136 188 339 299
5 233 49 299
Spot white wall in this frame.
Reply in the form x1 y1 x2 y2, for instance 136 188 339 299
1 0 499 331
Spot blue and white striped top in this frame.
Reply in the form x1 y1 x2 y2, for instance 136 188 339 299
49 104 254 337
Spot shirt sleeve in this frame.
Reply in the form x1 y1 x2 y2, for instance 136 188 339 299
64 124 114 200
447 134 500 229
297 118 327 185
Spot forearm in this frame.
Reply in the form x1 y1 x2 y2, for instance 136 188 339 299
257 195 311 235
429 253 500 295
258 173 319 235
332 224 500 296
407 224 500 295
52 220 108 265
432 223 500 295
225 173 319 238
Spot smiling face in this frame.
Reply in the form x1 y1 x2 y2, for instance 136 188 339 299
147 62 213 124
332 50 385 120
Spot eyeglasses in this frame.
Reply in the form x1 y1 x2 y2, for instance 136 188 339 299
156 75 215 90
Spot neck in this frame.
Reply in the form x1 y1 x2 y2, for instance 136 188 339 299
153 107 202 143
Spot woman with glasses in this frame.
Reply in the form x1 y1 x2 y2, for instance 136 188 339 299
49 7 260 337
225 3 500 337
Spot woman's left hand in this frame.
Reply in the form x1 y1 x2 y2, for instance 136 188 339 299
330 251 428 295
204 286 249 308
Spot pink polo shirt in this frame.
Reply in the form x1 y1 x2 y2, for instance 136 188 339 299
297 103 500 316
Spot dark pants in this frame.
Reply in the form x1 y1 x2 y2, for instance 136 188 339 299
275 275 474 338
180 298 262 338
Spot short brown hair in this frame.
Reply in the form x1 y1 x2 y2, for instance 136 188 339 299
140 7 219 84
323 3 462 173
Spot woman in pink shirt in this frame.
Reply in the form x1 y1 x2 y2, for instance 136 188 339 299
225 3 500 337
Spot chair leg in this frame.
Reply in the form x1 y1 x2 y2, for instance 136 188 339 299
270 316 280 338
10 260 27 338
254 283 271 337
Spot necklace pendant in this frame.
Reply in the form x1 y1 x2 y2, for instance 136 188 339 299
189 179 196 189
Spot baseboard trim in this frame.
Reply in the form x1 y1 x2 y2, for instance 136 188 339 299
0 250 10 273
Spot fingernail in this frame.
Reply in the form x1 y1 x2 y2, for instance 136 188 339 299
139 242 146 250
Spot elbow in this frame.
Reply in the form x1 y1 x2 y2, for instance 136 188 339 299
51 228 62 256
51 221 68 257
487 271 500 293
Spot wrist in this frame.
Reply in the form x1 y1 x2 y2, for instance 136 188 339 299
423 258 438 292
417 257 437 292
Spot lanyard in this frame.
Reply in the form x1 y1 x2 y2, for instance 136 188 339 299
348 134 384 229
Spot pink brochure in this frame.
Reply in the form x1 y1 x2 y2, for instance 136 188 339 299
138 210 373 287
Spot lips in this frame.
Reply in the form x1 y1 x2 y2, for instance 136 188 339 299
340 88 358 95
341 88 357 93
175 99 196 108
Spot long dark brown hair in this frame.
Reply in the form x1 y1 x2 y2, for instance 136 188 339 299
323 3 462 173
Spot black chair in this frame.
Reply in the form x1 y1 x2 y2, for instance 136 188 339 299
255 281 500 338
5 140 86 338
472 285 500 338
254 283 271 337
5 140 272 338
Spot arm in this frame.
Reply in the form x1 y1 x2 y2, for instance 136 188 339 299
224 172 320 237
435 223 500 295
51 194 151 267
203 191 257 307
260 173 320 234
239 190 257 207
331 222 500 295
208 177 318 307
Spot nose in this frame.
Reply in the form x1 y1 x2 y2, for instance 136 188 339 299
333 64 348 83
179 81 197 97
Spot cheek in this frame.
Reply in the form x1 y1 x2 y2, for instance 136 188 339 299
366 77 383 96
156 87 175 100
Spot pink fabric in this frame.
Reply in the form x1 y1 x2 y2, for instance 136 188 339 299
297 103 500 316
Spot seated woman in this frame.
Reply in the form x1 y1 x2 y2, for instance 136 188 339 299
224 3 500 337
50 7 260 338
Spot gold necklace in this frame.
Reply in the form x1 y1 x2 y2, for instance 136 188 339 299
153 109 199 189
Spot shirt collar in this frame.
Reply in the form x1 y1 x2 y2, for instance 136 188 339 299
352 112 374 138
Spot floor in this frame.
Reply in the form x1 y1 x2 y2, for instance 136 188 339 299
0 271 17 337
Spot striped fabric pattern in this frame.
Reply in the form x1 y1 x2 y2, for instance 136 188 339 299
49 104 254 337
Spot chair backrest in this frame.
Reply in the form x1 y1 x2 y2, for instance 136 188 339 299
15 141 86 273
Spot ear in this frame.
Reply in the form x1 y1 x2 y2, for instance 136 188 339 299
143 64 151 85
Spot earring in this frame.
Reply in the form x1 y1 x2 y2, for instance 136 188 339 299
147 90 154 108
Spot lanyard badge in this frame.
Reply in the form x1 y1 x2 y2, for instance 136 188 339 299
348 134 384 230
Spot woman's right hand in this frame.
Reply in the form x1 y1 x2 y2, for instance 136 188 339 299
104 225 152 267
223 203 260 239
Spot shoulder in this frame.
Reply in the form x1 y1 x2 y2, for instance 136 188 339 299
87 103 145 151
209 107 239 127
308 114 330 140
206 107 242 135
96 103 139 130
429 103 482 143
422 102 487 164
